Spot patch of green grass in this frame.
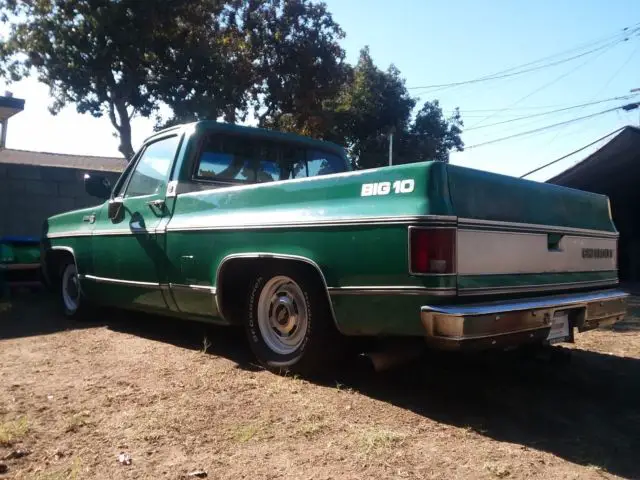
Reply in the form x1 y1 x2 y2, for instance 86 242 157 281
64 411 93 433
298 418 327 438
231 423 261 443
358 428 406 454
35 458 82 480
0 416 29 446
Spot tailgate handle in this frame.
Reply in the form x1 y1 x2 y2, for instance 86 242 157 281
547 233 564 252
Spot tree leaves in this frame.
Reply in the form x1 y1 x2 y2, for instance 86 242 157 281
0 0 464 166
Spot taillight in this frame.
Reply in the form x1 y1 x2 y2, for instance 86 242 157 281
409 227 456 274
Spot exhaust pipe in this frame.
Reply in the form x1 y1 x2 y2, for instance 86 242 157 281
366 343 424 372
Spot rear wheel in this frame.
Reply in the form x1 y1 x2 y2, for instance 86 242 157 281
245 265 343 376
59 260 90 319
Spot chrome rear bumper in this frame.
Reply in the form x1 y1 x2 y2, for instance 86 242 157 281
421 289 628 350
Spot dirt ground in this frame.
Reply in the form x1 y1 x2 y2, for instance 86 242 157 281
1 292 639 480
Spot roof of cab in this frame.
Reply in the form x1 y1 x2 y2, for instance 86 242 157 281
148 121 348 158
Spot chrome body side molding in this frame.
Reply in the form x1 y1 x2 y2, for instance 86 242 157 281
458 278 619 296
81 274 160 288
327 286 456 296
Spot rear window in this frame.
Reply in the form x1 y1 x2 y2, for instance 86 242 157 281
307 149 346 177
194 134 346 184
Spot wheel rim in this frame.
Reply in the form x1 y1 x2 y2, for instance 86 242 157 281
62 264 80 313
257 276 309 355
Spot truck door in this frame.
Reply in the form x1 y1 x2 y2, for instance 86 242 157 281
90 133 181 310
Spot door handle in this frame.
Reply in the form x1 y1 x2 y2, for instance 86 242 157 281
82 214 96 224
147 199 167 214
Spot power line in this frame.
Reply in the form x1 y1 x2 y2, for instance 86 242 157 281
465 103 639 150
464 94 637 131
544 42 640 148
467 37 627 129
408 23 640 92
409 41 622 92
519 127 627 178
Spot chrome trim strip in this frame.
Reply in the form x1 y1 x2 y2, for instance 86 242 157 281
458 217 619 239
327 286 456 296
48 228 165 239
215 252 342 332
457 278 619 296
422 288 628 317
81 274 160 288
47 231 93 239
46 215 457 238
167 215 457 232
170 283 216 294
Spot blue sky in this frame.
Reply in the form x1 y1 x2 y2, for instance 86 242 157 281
2 0 640 181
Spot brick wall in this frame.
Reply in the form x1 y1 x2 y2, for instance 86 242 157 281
0 163 121 237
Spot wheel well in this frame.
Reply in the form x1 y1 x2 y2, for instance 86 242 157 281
44 249 75 290
216 257 336 327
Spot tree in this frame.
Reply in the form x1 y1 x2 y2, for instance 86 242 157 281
0 0 248 159
399 101 464 164
158 0 348 138
326 47 463 169
330 47 415 169
245 0 347 138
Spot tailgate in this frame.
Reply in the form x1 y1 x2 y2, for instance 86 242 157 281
445 165 619 296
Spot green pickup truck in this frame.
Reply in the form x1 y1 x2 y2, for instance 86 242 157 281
41 121 628 374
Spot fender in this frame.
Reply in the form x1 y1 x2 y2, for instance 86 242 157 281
215 252 341 332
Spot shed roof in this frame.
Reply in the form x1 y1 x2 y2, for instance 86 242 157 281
0 95 25 122
0 148 127 172
548 126 640 193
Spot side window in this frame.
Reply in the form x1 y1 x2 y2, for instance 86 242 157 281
196 135 255 183
307 150 345 177
111 158 137 199
125 135 179 198
193 134 346 185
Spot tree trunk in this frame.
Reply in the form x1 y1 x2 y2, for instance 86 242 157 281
107 95 136 161
117 118 135 161
115 101 135 161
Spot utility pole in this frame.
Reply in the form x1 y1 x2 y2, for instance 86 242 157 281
388 133 393 166
630 88 640 125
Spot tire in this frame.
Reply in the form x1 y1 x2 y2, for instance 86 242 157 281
59 260 91 320
245 265 343 376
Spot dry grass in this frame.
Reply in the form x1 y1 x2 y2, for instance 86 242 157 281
1 293 640 479
358 427 407 454
0 417 29 447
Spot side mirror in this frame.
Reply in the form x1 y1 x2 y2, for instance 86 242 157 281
84 173 111 200
107 199 124 221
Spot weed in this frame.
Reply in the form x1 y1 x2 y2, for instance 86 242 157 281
359 428 406 454
231 423 260 443
202 336 212 354
298 419 327 438
64 411 93 433
0 416 29 446
36 458 82 480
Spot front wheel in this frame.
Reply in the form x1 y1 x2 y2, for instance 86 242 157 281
59 261 91 320
245 266 343 376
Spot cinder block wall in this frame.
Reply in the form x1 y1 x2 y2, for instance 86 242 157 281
0 163 121 237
